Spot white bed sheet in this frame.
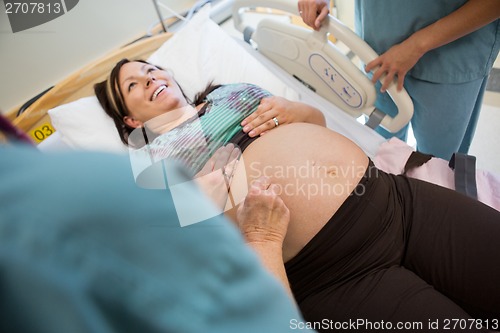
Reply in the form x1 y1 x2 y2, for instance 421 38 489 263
39 5 385 157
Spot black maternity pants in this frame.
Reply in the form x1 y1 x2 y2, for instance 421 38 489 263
285 162 500 332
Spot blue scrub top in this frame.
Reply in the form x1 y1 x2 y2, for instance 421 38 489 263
0 145 312 333
355 0 500 83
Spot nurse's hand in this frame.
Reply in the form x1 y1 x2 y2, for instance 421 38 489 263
236 177 290 246
365 40 424 92
298 0 330 30
195 144 241 209
236 177 293 297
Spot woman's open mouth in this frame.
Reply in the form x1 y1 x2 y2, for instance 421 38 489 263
151 85 167 101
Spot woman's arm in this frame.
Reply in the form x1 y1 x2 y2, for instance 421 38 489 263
236 177 295 300
366 0 500 92
241 96 326 137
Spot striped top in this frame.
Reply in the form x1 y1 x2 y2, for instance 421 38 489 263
133 83 271 175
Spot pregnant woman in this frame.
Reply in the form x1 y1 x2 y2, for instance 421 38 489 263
95 59 500 332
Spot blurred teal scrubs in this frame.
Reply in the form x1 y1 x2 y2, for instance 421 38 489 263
0 145 312 333
355 0 500 160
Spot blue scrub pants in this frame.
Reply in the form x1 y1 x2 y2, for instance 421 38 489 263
375 75 489 161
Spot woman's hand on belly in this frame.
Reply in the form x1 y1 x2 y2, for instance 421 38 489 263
241 96 326 137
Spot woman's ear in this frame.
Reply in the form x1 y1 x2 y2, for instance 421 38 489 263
123 116 143 129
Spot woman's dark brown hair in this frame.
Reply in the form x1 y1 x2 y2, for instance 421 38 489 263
94 58 220 146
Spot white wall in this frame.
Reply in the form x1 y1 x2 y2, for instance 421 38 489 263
0 0 198 113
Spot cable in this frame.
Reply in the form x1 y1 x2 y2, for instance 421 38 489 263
157 1 189 22
148 0 213 35
185 0 212 20
151 0 168 32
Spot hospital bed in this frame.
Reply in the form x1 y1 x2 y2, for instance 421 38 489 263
5 0 499 211
7 0 412 158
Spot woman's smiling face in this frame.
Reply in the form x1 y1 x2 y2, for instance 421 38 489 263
119 61 189 128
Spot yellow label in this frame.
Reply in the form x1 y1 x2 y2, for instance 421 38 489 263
30 123 55 143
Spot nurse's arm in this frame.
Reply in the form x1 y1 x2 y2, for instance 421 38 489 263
236 177 295 300
366 0 500 92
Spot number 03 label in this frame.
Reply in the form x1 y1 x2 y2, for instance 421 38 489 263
30 123 55 143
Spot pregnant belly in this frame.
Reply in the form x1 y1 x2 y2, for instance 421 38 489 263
230 123 369 261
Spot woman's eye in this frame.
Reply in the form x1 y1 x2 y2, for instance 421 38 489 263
147 67 156 73
128 82 136 91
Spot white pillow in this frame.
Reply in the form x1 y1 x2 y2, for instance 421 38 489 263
47 5 298 152
48 96 127 152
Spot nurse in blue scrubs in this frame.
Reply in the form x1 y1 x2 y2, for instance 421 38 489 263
298 0 500 160
0 140 310 333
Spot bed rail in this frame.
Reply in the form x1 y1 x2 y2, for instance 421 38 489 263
232 0 413 133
